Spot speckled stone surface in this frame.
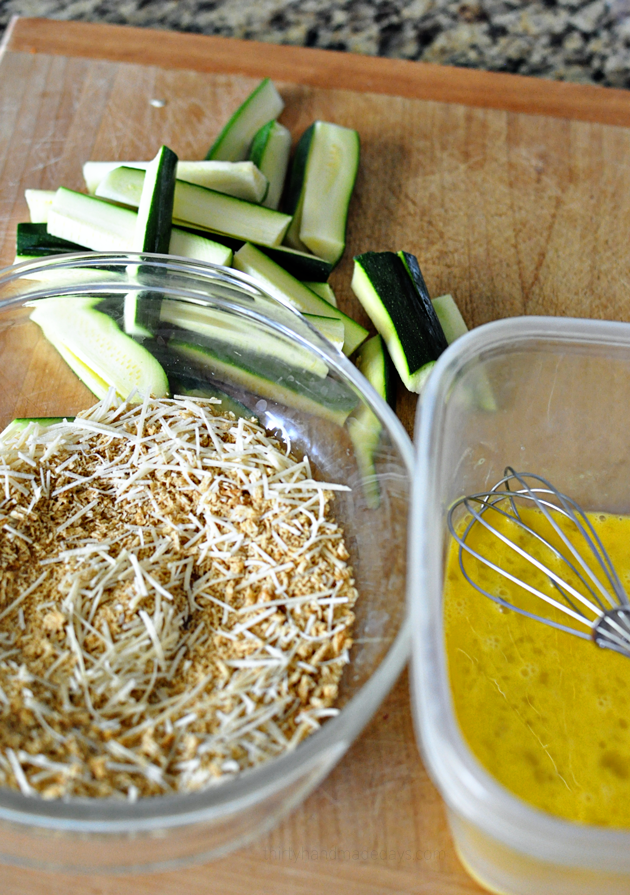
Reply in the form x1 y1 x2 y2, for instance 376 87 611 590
2 0 630 89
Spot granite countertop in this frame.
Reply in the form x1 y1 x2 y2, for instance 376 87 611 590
1 0 629 89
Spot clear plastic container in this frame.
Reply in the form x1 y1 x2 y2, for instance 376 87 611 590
410 316 630 895
0 254 413 873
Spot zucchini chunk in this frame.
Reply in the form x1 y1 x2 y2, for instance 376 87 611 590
431 293 469 344
132 145 177 253
351 251 447 394
25 189 55 224
303 281 338 307
16 223 83 257
254 244 333 282
249 120 292 210
284 121 360 265
86 160 268 203
347 334 395 509
46 189 232 264
30 298 169 401
169 338 358 427
206 78 284 162
96 170 291 248
233 242 368 356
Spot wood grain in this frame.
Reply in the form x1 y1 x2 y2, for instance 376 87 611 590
6 16 630 128
1 15 630 895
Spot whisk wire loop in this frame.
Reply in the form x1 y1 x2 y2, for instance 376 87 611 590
447 468 630 656
450 495 594 635
503 469 627 612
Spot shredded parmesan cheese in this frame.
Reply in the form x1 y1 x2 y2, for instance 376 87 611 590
0 394 357 800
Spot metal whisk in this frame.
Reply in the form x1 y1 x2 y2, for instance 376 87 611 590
447 467 630 658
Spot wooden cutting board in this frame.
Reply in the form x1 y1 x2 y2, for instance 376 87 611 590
2 16 630 895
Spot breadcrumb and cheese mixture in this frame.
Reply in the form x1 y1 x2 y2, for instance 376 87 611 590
0 394 357 800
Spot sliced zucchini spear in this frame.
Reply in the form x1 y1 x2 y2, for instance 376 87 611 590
85 160 268 203
284 121 360 266
47 188 231 265
351 251 448 394
95 167 291 248
249 120 292 210
169 338 358 427
397 251 448 359
30 298 169 401
347 334 396 510
206 78 285 162
133 145 177 253
254 244 333 282
233 242 368 356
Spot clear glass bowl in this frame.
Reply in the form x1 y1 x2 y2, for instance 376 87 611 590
0 253 412 873
410 316 630 895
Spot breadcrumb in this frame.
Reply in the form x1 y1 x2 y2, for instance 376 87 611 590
0 393 357 799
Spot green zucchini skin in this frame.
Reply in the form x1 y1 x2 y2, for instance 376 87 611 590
354 333 396 409
351 251 447 394
205 78 285 162
135 145 178 254
283 121 360 265
397 251 448 358
168 338 358 427
254 244 333 282
16 223 83 256
249 120 291 210
282 125 314 253
284 125 314 216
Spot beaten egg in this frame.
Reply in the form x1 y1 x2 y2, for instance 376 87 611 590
444 507 630 827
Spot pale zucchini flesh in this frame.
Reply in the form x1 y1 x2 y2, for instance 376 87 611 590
96 171 291 248
206 78 285 162
302 314 345 351
233 242 368 356
298 122 360 265
87 160 268 203
431 293 469 344
249 120 292 210
351 252 444 394
47 188 233 264
284 121 359 265
25 190 56 224
30 298 169 400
